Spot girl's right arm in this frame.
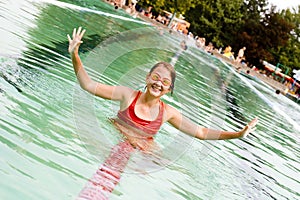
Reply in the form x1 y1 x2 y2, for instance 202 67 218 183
68 27 131 101
165 104 258 140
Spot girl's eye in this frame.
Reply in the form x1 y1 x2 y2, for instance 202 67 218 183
152 74 159 80
163 79 171 86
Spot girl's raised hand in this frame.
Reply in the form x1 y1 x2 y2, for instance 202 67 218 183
240 117 258 138
67 27 86 54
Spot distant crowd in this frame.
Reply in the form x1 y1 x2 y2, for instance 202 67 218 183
105 0 300 98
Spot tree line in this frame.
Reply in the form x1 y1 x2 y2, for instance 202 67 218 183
137 0 300 76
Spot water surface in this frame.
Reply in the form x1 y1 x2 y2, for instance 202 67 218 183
0 0 299 199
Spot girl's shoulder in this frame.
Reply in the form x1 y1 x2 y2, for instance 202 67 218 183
117 86 136 97
163 103 180 121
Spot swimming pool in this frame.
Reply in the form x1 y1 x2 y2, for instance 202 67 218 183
0 0 299 199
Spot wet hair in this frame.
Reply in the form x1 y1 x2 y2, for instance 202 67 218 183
275 89 280 94
149 62 176 95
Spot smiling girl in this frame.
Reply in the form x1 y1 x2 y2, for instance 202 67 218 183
69 27 258 200
68 27 258 150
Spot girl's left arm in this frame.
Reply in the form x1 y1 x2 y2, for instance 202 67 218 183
166 105 258 140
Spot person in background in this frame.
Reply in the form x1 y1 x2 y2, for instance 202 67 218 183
236 47 246 63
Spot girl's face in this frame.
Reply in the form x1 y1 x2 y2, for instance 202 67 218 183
146 66 172 97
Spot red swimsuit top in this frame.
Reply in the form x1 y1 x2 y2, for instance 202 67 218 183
117 91 164 135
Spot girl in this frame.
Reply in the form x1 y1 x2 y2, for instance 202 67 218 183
68 27 258 199
68 27 257 149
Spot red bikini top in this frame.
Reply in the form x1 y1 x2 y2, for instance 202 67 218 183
117 91 164 135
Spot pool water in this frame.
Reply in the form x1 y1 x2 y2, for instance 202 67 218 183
0 0 299 199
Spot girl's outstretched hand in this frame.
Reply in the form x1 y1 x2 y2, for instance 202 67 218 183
240 117 258 138
67 27 86 54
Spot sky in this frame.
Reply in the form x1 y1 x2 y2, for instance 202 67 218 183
268 0 300 11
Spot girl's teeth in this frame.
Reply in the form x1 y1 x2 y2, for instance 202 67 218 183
152 85 161 91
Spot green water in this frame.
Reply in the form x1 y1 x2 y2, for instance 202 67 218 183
0 0 299 199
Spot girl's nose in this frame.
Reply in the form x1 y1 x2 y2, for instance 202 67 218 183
155 80 163 86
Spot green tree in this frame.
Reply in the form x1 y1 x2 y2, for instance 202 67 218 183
137 0 298 73
186 0 244 47
231 0 268 66
273 6 300 72
232 1 294 69
137 0 199 15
